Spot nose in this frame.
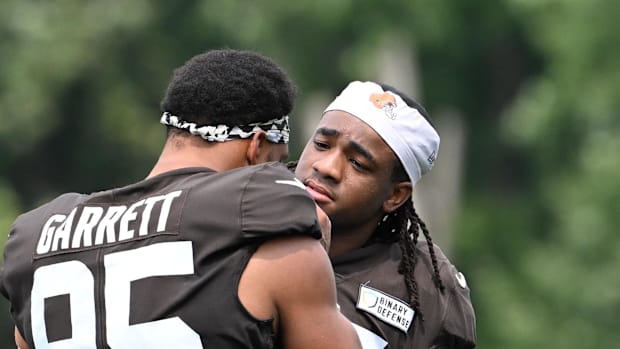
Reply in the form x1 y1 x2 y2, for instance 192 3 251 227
312 150 342 182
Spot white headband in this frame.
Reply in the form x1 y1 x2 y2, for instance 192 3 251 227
324 81 439 185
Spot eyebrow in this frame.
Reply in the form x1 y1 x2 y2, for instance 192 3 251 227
315 127 375 163
348 140 375 163
316 127 340 137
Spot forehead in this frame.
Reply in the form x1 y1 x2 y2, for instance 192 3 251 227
317 110 396 160
318 110 383 141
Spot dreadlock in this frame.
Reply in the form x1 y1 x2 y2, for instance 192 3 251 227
374 82 445 320
285 160 298 173
374 195 445 321
293 82 445 321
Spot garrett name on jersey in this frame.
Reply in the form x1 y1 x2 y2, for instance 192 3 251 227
35 190 184 256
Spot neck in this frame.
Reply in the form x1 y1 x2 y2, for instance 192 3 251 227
328 219 380 259
147 134 250 179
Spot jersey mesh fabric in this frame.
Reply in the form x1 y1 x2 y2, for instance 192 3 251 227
333 240 476 348
0 163 321 348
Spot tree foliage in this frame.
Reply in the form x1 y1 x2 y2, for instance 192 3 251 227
0 0 618 347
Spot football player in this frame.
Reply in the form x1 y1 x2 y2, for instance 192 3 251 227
1 49 361 349
295 81 477 348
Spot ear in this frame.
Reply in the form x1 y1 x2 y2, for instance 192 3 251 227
382 181 412 213
246 131 268 165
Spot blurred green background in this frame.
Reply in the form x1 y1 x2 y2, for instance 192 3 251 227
1 0 619 347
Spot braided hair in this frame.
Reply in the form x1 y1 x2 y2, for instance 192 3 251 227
287 157 445 319
373 83 445 321
372 160 445 322
290 83 445 321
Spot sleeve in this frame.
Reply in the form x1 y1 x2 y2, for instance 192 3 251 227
240 162 322 240
1 221 20 300
0 256 7 300
433 263 477 349
0 233 8 300
1 219 34 347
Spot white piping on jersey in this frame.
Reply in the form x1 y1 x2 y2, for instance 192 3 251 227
274 178 306 190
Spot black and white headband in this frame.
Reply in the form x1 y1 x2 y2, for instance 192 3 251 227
160 112 289 144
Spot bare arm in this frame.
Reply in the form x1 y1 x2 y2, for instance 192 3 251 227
241 236 361 349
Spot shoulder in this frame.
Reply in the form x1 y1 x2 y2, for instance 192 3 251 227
228 161 295 181
221 162 310 210
11 192 86 236
1 192 86 295
17 192 86 216
238 162 303 194
414 240 466 289
415 240 477 347
239 163 321 240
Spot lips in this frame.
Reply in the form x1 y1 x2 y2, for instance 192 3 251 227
304 179 333 203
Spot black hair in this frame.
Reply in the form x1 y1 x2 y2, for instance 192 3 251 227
373 164 446 319
160 49 297 135
288 82 444 320
377 82 435 127
374 82 445 322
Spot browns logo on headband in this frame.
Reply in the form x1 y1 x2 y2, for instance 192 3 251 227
370 92 398 119
324 81 440 185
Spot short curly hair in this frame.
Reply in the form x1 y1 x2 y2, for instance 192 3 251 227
160 49 297 133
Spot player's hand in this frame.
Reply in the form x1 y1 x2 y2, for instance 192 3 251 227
315 205 331 251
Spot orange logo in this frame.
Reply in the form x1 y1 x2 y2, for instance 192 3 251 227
369 92 397 119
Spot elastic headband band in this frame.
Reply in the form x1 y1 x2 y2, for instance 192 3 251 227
324 81 439 185
160 112 290 144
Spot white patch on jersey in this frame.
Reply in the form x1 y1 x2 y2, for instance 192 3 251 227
274 178 306 190
356 285 414 333
352 323 388 349
455 271 468 289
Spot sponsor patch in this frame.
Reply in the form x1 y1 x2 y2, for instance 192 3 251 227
356 284 414 333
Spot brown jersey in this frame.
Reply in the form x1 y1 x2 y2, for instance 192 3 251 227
0 163 322 349
333 241 476 348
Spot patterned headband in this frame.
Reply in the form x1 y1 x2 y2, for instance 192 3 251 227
160 112 289 144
